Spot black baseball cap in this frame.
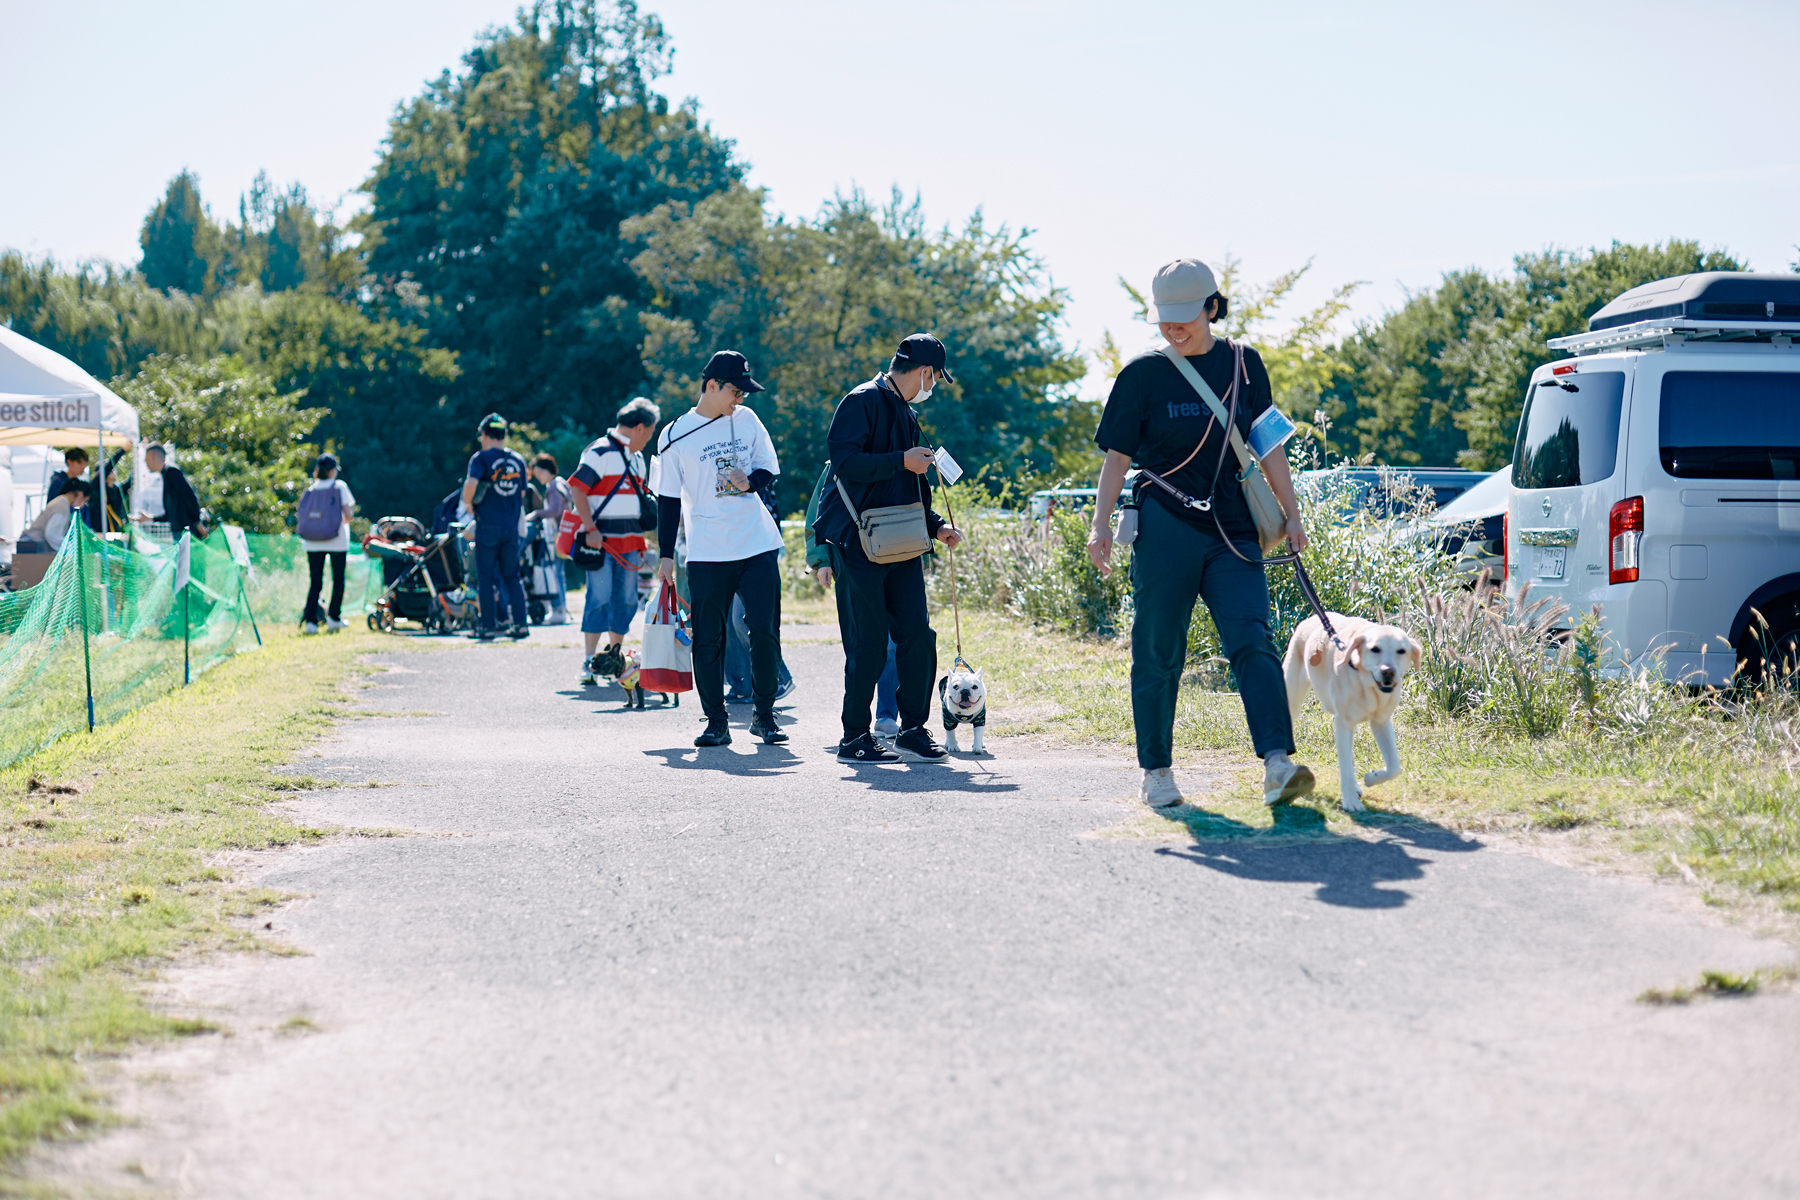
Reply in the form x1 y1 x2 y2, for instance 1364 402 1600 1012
893 333 954 383
315 453 339 473
700 350 765 394
477 412 507 438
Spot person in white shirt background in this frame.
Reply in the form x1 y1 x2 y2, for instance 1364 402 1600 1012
654 350 789 749
298 453 356 634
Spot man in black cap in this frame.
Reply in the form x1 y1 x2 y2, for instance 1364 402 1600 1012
812 334 963 764
655 350 789 748
461 413 531 641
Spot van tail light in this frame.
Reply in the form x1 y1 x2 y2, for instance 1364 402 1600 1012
1609 497 1644 584
1501 511 1509 582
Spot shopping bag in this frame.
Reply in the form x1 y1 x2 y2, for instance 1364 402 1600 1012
638 578 693 694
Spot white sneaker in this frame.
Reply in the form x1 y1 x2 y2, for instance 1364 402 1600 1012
1263 752 1316 806
325 618 347 633
544 608 570 626
1140 767 1183 808
873 716 900 737
302 622 320 636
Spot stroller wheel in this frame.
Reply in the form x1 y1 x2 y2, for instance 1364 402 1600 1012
366 611 381 631
528 599 546 625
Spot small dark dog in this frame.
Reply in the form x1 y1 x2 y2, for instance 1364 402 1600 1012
938 665 987 754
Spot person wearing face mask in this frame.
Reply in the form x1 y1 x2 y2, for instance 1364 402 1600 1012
812 334 964 765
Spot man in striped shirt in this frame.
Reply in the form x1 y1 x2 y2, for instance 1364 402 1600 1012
569 397 659 681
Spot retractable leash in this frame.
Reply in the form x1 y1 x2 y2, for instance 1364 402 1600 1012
928 467 972 672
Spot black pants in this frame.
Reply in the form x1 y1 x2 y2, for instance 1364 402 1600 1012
305 551 347 624
829 541 936 738
688 550 782 722
1129 499 1293 769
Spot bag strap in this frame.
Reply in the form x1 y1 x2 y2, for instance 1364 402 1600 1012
833 476 863 525
1162 342 1257 477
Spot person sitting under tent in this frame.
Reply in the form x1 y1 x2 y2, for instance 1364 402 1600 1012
17 478 91 554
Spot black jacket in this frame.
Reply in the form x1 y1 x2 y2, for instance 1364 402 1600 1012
160 465 202 537
812 375 943 549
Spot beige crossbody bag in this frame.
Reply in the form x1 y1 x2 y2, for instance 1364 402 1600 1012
834 472 933 564
1162 342 1290 556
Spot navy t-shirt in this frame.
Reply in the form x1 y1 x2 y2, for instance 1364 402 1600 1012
466 446 527 529
1095 339 1276 540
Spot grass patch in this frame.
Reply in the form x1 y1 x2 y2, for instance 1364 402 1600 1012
0 627 385 1172
957 607 1800 908
1639 963 1798 1005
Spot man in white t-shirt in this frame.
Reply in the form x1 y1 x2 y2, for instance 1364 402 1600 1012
655 350 788 749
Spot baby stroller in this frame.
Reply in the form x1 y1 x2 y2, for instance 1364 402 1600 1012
363 515 473 634
520 518 562 625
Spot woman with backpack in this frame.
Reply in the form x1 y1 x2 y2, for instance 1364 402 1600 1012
297 453 356 634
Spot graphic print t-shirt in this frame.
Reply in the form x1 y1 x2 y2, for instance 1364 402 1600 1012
466 446 527 530
655 406 782 563
570 436 649 553
1094 339 1290 540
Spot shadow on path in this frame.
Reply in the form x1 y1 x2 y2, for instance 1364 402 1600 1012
643 745 804 777
1154 804 1483 909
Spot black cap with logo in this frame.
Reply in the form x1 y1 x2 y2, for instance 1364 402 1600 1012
700 350 765 394
893 333 954 383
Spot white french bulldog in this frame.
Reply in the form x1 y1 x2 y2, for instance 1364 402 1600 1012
938 666 988 754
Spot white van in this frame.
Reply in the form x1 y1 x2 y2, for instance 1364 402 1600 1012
1505 271 1800 685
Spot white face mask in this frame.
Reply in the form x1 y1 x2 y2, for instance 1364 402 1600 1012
912 370 934 405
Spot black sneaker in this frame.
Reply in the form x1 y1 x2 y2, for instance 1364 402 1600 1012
474 628 499 642
893 726 948 763
506 623 530 640
836 732 899 764
748 713 789 744
694 721 732 748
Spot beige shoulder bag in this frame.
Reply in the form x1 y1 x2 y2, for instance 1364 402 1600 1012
834 473 933 564
1162 342 1290 556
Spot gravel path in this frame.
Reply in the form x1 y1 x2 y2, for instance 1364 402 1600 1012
39 624 1800 1199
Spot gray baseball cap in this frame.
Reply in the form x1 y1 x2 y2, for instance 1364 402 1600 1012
1149 258 1220 324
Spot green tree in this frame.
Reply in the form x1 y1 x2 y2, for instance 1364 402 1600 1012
115 355 326 533
139 171 222 297
625 185 1087 515
1324 240 1743 468
356 0 736 485
247 292 462 520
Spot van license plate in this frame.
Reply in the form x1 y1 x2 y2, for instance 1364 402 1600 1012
1534 547 1565 579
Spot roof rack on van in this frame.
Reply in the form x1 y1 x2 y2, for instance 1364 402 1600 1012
1547 317 1800 355
1548 271 1800 356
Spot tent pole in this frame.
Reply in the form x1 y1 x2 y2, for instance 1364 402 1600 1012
78 523 95 732
96 424 110 633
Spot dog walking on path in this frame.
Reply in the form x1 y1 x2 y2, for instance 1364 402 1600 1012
1284 614 1421 811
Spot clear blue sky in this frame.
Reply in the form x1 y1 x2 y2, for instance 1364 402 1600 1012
4 0 1795 395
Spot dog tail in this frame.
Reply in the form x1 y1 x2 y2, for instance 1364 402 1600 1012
1283 632 1311 726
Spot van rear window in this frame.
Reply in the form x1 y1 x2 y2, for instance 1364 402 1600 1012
1661 371 1800 479
1512 371 1625 489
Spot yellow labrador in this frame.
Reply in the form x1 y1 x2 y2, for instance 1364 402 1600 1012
1283 615 1421 811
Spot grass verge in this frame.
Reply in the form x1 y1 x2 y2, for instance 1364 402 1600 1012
0 627 387 1175
952 607 1800 916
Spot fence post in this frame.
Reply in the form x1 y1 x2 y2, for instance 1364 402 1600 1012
77 525 95 732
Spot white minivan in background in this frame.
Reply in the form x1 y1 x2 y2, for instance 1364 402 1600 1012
1506 271 1800 685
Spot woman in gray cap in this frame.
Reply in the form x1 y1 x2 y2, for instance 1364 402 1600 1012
1086 258 1315 810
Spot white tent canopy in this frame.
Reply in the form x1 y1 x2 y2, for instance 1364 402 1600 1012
0 324 139 448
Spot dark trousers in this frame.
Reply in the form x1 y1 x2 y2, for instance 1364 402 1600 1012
1130 499 1293 769
725 594 793 698
475 527 528 632
304 551 347 623
829 542 936 738
688 550 781 722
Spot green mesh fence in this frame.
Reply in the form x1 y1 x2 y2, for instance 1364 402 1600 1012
0 524 367 770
